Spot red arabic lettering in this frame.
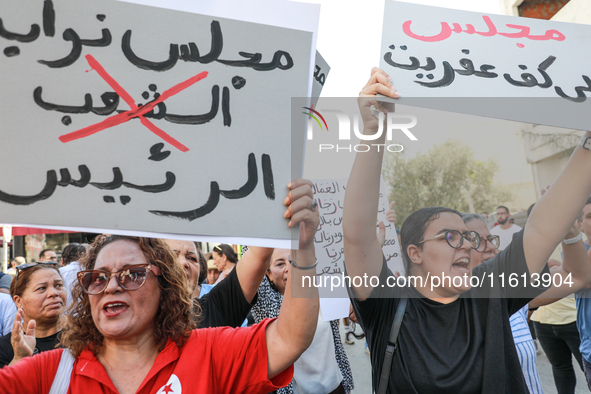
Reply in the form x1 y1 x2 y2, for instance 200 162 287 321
403 15 565 43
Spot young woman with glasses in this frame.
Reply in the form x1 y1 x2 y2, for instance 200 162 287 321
0 262 66 368
343 67 591 393
0 179 320 393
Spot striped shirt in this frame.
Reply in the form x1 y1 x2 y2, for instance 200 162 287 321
510 304 543 394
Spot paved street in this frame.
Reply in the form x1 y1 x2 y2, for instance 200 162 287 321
339 324 589 394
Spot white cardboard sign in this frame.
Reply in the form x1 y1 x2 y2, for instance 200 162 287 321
0 0 315 247
380 1 591 131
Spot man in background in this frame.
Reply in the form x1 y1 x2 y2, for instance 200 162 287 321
490 205 522 250
38 249 57 262
5 256 24 277
207 259 220 285
59 243 89 309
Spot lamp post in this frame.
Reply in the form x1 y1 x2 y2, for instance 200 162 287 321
2 225 12 273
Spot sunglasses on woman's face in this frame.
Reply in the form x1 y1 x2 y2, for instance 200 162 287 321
77 264 155 295
15 262 58 281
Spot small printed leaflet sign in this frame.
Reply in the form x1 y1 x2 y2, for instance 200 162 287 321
312 178 403 302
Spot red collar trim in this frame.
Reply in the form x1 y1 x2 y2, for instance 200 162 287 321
75 339 181 391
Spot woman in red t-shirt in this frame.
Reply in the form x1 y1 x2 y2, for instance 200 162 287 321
0 179 320 394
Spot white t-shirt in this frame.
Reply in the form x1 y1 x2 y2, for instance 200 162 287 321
59 261 82 310
292 310 342 394
490 224 522 250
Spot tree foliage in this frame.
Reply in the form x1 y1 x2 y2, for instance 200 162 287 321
383 139 511 225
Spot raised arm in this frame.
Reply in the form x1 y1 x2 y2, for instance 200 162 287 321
524 132 591 276
529 223 591 308
343 68 399 299
9 309 36 366
265 179 319 379
235 247 273 303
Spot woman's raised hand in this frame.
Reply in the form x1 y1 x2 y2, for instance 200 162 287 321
284 179 319 250
9 309 36 365
358 67 400 132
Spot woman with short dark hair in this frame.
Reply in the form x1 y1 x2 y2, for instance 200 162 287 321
343 68 591 393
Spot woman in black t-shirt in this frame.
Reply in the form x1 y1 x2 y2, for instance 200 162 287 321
212 244 238 284
343 67 591 393
0 262 66 367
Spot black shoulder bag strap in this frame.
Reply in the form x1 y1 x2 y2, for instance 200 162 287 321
376 297 407 394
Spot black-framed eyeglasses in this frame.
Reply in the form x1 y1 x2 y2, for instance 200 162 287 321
77 264 155 295
476 235 500 252
15 262 58 281
418 230 481 250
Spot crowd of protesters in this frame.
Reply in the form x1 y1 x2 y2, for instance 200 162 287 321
0 68 590 393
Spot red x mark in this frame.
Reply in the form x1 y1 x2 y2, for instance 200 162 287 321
59 54 209 152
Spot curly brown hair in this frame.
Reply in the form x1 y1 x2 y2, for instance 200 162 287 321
60 235 196 357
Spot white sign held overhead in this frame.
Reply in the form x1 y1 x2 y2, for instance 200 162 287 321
0 0 315 247
119 0 320 98
380 1 591 131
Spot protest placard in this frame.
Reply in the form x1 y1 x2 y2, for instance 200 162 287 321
122 0 321 99
311 51 330 104
380 1 591 131
312 178 403 320
0 0 315 247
